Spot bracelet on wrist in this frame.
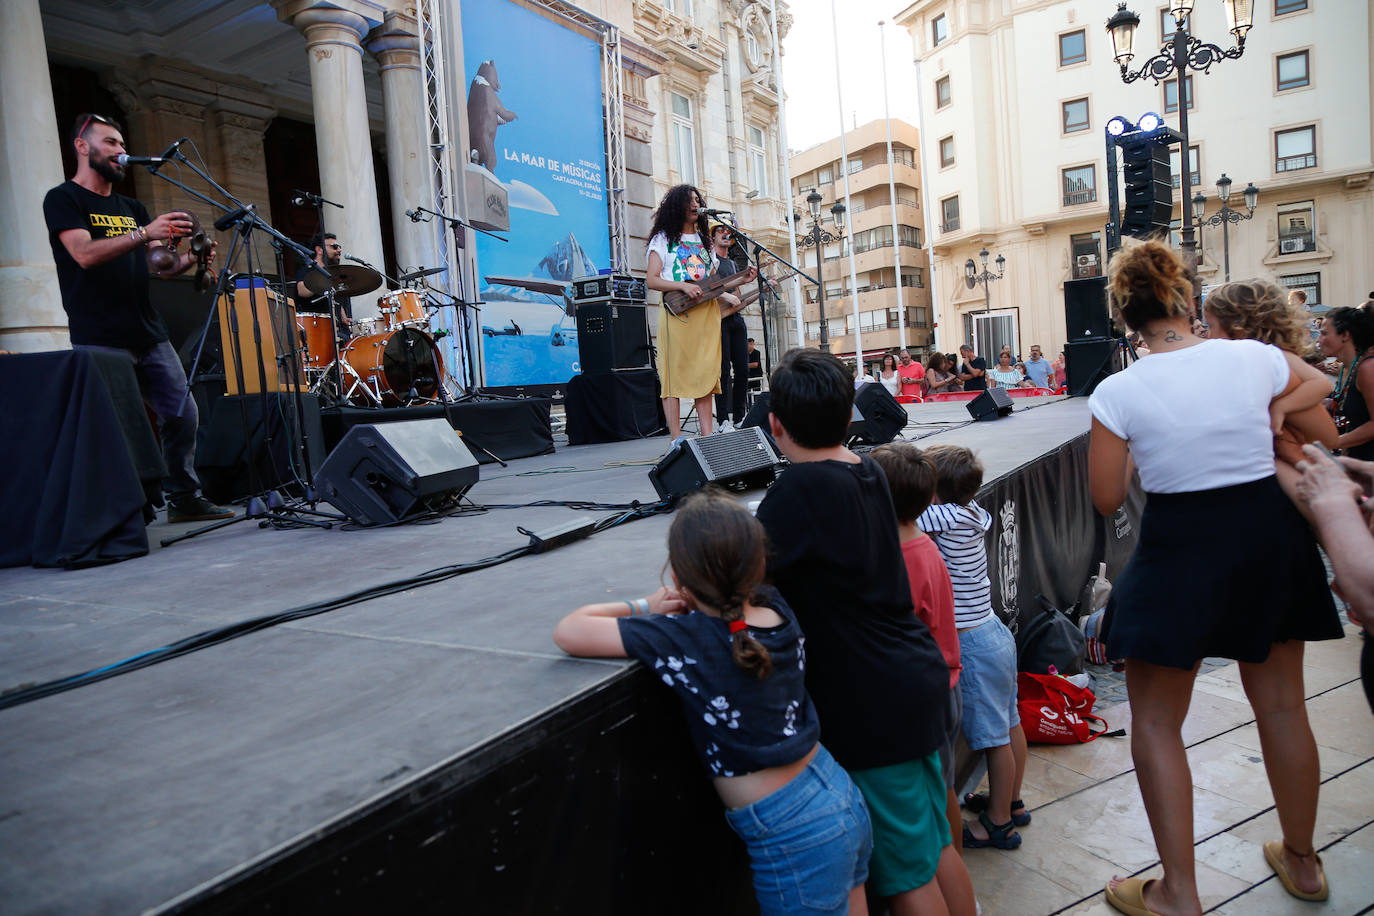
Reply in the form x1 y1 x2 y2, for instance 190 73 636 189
130 226 148 246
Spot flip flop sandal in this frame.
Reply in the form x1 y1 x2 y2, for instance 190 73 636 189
961 810 1022 850
1104 877 1162 916
1263 840 1329 901
961 792 1032 826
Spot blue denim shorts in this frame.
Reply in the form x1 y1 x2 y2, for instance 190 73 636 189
957 616 1020 750
724 744 873 915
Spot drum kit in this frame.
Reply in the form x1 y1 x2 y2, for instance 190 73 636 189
297 263 453 407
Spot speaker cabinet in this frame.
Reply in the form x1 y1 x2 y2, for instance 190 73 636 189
1064 276 1111 342
315 419 479 526
575 301 651 375
967 387 1014 421
649 427 780 502
1065 338 1120 397
740 392 866 452
851 383 908 445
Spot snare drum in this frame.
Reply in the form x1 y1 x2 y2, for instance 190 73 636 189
351 317 382 338
341 327 447 406
379 289 427 329
296 313 337 369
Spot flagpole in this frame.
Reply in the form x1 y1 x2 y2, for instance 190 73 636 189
878 21 906 351
830 0 864 369
767 0 805 351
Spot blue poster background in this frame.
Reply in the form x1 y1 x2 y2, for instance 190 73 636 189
461 0 609 387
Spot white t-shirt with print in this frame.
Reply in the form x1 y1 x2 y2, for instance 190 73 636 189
1089 338 1289 493
647 232 713 284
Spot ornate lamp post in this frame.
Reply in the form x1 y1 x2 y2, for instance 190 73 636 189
964 248 1006 349
795 189 847 353
1106 0 1254 307
1191 173 1258 282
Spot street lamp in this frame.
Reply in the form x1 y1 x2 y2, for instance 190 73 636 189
964 248 1006 350
1106 0 1254 310
794 189 847 352
1192 173 1258 282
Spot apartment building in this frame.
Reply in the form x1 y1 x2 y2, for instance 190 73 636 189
894 0 1373 359
786 119 935 369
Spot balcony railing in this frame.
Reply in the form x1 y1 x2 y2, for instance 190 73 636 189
1170 172 1200 189
1276 153 1317 172
1277 230 1316 254
895 197 919 208
940 218 960 232
1063 186 1097 206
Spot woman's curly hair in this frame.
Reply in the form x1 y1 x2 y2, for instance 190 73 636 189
1105 238 1194 331
1204 280 1313 354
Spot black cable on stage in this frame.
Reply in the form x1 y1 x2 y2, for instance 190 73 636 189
0 499 673 712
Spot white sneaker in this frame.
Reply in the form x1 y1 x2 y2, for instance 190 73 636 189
718 420 735 433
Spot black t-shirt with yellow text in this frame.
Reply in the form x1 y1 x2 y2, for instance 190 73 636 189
43 180 167 349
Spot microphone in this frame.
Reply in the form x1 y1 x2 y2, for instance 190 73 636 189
213 205 255 232
116 153 168 167
405 208 430 222
156 137 188 164
700 208 733 217
290 195 311 207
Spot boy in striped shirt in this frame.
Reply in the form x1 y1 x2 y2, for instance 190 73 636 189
917 445 1030 850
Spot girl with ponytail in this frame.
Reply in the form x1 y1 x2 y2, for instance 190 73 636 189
1089 240 1343 915
554 487 873 915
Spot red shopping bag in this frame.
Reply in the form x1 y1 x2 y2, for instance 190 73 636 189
1016 671 1114 744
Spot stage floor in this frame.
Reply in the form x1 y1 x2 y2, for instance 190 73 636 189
0 396 1089 914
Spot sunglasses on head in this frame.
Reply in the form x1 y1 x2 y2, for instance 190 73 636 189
76 113 116 139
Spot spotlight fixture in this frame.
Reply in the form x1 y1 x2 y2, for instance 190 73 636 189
1136 112 1163 133
1106 116 1131 137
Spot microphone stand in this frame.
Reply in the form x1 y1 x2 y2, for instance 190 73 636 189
718 222 817 380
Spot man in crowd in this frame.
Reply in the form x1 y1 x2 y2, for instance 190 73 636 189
1023 345 1053 389
958 344 987 391
898 348 925 398
43 113 232 523
746 337 763 385
295 232 353 345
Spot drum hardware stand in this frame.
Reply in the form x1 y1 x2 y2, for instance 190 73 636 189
129 150 341 546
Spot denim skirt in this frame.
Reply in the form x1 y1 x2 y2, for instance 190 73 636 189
724 744 874 915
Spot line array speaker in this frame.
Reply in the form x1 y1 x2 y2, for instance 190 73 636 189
315 419 479 526
967 387 1014 421
648 427 779 502
1064 276 1112 342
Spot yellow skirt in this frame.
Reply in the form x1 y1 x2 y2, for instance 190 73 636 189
658 299 722 400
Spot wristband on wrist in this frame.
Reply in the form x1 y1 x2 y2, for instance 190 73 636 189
625 597 650 616
130 226 148 245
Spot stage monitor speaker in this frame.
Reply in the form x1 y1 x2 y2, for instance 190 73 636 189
1064 276 1112 342
649 427 779 502
315 418 479 526
741 392 863 452
851 382 908 445
967 387 1014 421
575 301 651 375
1064 338 1120 397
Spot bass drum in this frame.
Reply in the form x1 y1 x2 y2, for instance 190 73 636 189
341 327 446 406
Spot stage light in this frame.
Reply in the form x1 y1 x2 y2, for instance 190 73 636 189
1106 116 1131 137
1136 112 1163 133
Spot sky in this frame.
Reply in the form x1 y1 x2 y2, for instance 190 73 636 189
777 0 923 153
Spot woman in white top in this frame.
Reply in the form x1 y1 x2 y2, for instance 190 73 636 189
878 353 902 397
986 351 1021 388
1089 241 1342 916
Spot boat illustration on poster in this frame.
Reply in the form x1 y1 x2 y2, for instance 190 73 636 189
481 232 598 387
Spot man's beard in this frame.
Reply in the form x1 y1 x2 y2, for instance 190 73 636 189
326 254 342 267
90 152 124 184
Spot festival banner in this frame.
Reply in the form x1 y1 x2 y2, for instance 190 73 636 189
460 0 609 389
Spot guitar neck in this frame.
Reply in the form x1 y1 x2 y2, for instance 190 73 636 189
662 271 741 316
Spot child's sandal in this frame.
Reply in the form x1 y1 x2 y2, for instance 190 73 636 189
961 792 1032 826
962 810 1022 850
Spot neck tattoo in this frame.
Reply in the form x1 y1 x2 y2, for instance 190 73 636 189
1163 329 1182 342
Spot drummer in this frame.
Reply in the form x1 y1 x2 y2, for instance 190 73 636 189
295 232 353 344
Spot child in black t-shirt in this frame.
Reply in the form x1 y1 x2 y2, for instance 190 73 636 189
755 349 971 915
554 488 873 915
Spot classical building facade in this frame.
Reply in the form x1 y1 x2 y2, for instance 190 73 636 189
894 0 1373 358
787 120 935 370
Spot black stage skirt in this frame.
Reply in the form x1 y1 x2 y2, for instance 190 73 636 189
1106 475 1344 669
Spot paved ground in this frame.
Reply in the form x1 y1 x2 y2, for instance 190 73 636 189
969 615 1372 916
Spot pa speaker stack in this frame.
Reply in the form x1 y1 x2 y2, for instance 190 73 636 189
315 419 479 526
1063 276 1118 397
571 273 650 375
648 427 780 502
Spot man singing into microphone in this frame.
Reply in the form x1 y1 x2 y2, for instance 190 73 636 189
42 112 232 523
294 232 353 345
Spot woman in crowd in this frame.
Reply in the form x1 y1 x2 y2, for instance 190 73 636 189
1319 304 1374 460
1088 241 1343 916
878 352 902 397
923 352 960 397
1052 350 1067 390
987 351 1022 388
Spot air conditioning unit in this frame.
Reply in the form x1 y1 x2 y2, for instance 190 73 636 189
1076 254 1098 268
1279 238 1306 254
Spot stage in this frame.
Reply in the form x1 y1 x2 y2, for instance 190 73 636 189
0 396 1104 914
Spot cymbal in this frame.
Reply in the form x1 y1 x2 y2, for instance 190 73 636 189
326 263 382 297
399 265 447 282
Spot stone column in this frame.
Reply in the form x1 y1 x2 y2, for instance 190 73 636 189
276 0 386 319
0 0 69 351
366 11 436 276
